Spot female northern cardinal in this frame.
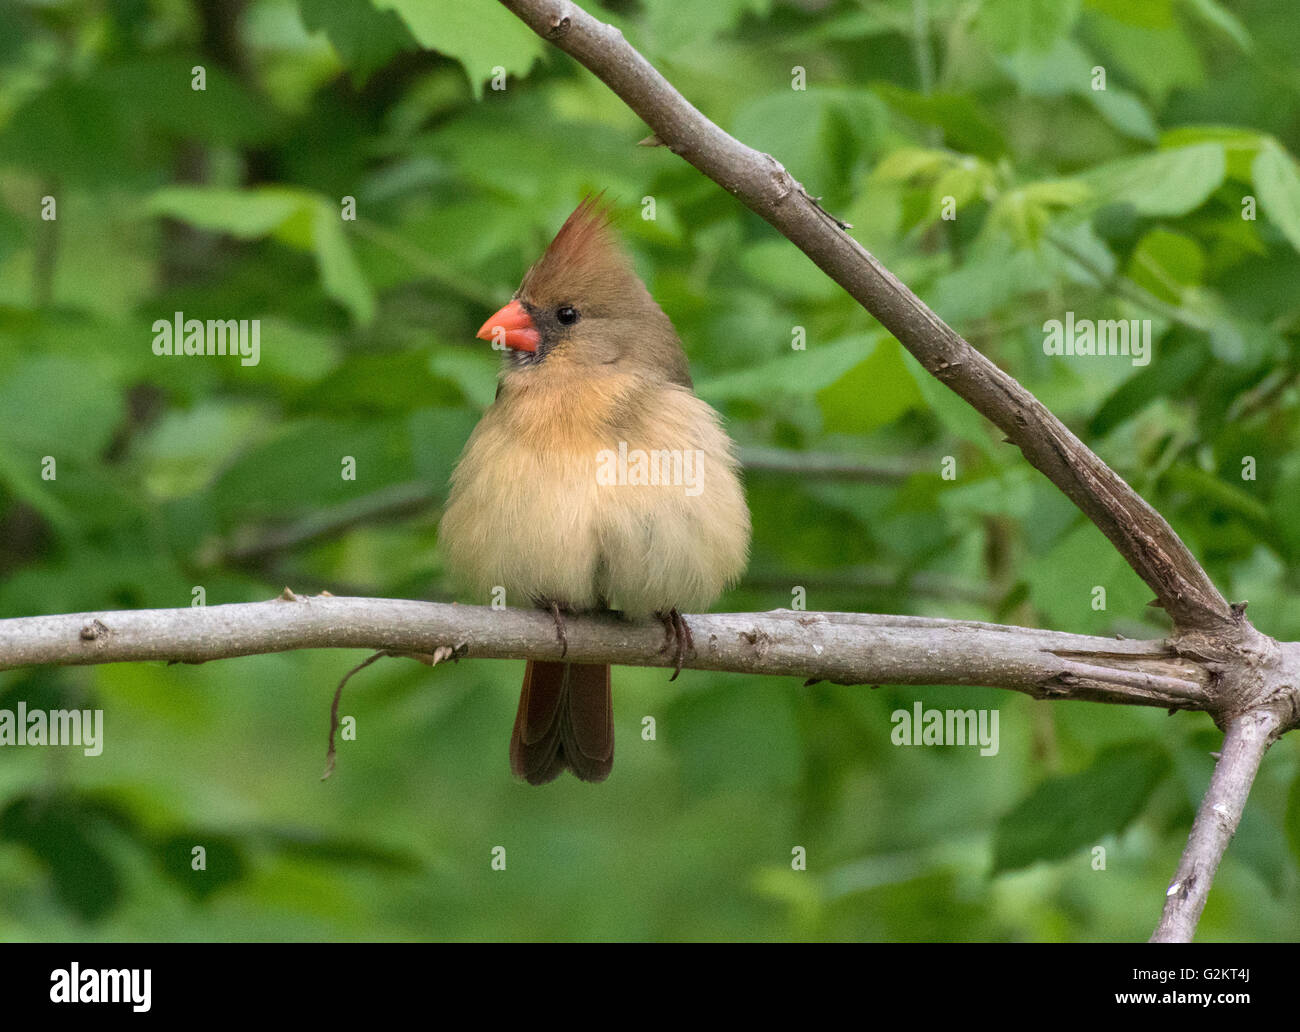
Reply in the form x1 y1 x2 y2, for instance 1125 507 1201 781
438 197 751 784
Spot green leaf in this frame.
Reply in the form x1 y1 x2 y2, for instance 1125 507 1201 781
0 793 133 922
670 682 802 797
1089 339 1207 434
408 406 480 486
1161 465 1269 523
1085 0 1174 28
989 178 1091 243
1086 86 1158 142
977 0 1082 54
210 417 412 525
429 347 499 409
146 188 374 324
872 147 954 183
0 355 123 457
311 352 458 413
1126 229 1204 305
300 0 418 81
146 187 304 238
139 401 268 499
993 742 1171 872
696 337 870 404
1181 0 1252 52
1081 143 1225 215
1272 453 1300 563
1021 521 1156 633
931 236 1054 321
731 88 886 183
929 160 998 215
374 0 545 99
1001 37 1084 96
1252 142 1300 254
252 318 342 384
641 0 773 55
312 202 376 325
817 339 923 435
738 239 841 300
872 84 1006 159
1161 125 1263 181
1084 12 1203 102
939 468 1037 520
156 833 248 900
109 56 276 146
0 78 135 188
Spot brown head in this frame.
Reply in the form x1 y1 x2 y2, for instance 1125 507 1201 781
476 196 692 388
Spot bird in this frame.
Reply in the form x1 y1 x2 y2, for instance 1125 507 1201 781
437 196 751 784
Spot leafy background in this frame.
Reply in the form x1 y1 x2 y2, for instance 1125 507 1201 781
0 0 1298 941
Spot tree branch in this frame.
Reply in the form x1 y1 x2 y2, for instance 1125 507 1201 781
497 0 1231 634
1150 709 1283 942
739 446 930 483
0 594 1212 709
209 448 917 566
744 565 999 607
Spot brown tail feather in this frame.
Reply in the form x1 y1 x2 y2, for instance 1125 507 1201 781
511 661 613 784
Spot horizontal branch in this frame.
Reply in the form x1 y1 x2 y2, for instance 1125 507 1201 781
738 446 930 483
498 0 1233 634
744 565 999 606
211 448 913 566
215 481 435 564
0 594 1212 710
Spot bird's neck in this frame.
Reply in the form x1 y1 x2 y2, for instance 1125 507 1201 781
497 363 644 449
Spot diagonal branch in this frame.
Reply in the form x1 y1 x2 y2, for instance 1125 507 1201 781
497 0 1232 634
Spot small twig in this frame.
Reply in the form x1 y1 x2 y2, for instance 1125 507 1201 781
1046 230 1211 333
322 644 462 779
739 447 930 483
215 481 437 565
322 650 392 780
211 450 907 567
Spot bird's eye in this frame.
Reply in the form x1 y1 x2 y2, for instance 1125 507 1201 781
556 305 579 325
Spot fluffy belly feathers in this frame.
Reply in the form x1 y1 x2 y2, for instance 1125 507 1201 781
438 384 749 617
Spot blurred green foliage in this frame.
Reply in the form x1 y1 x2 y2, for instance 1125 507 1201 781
0 0 1298 941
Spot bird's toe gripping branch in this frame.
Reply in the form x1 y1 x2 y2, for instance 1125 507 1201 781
657 608 695 681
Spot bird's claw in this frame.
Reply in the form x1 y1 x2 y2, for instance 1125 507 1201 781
550 601 568 659
657 608 694 681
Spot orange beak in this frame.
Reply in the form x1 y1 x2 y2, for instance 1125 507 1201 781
476 299 540 353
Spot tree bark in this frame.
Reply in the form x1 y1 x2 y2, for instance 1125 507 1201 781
0 594 1213 712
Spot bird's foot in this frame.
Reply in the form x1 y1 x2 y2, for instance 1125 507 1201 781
549 601 568 659
656 608 694 682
